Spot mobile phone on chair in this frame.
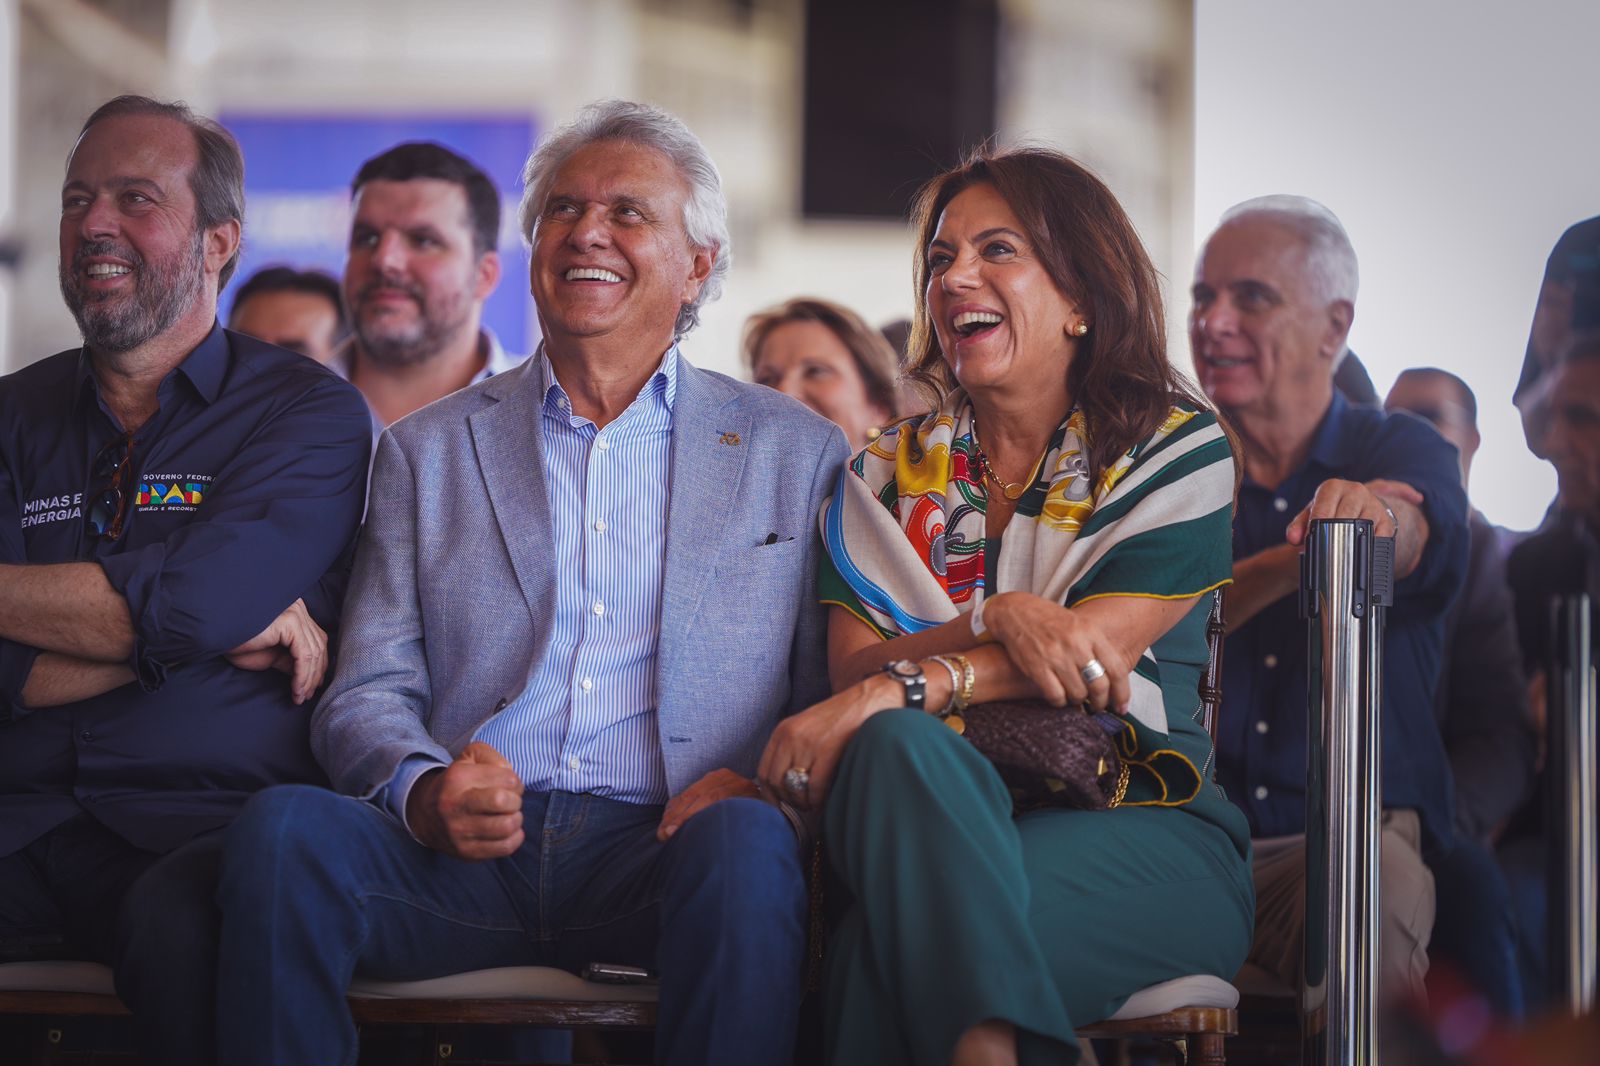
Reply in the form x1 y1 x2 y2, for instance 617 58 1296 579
584 962 658 984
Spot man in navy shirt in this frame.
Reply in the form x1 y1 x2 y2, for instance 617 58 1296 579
0 96 370 1063
1190 196 1469 1002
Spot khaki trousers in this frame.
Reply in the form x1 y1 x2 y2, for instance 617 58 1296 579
1245 809 1434 1001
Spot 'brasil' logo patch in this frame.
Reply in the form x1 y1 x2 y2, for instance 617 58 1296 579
137 472 214 512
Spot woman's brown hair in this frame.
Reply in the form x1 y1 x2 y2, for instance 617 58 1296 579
742 297 901 417
905 148 1217 483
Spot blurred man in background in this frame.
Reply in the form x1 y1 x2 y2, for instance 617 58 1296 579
1386 367 1534 1018
227 265 347 365
334 142 523 434
1502 333 1600 1009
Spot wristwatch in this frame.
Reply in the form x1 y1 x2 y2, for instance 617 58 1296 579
879 659 927 711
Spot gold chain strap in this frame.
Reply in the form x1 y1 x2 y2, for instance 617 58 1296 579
1108 762 1132 808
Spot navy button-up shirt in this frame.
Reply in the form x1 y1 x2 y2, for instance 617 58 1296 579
1216 392 1469 850
0 325 371 856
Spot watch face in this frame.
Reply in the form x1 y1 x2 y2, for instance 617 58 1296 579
885 659 921 680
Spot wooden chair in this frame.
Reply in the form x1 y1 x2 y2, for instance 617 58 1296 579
0 592 1242 1065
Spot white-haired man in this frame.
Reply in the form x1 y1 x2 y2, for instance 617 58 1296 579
213 101 848 1066
1191 197 1469 1001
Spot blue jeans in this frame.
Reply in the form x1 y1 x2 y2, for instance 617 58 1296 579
215 785 807 1066
1428 834 1524 1019
0 815 221 1066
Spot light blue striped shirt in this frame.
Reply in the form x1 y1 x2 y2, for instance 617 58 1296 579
381 345 678 827
471 347 677 803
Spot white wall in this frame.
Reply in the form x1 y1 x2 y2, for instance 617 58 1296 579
1194 0 1598 531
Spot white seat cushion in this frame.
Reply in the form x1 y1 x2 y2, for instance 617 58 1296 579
1107 974 1238 1020
0 961 116 995
3 960 1226 1018
0 961 657 1005
348 966 659 1003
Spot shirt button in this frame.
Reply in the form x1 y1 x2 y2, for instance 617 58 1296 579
596 437 610 451
568 756 581 770
580 677 593 692
1255 720 1270 735
1254 785 1269 801
1273 497 1289 513
79 730 92 742
593 519 607 533
592 601 605 616
1264 654 1278 669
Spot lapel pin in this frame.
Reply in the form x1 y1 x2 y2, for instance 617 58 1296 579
719 432 741 446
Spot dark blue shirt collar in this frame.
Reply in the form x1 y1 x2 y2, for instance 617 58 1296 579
1304 389 1359 473
72 322 230 413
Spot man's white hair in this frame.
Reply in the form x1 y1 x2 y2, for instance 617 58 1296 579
1219 194 1360 307
518 99 730 338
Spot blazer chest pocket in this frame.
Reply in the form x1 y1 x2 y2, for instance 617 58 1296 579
720 538 802 579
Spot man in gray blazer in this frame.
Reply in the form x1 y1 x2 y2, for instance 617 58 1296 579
213 101 849 1066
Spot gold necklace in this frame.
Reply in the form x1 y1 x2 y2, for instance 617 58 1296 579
969 417 1048 502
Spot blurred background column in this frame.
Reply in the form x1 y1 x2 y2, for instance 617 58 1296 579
1 0 17 373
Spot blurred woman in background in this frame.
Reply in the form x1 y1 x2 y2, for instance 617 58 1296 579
744 297 898 449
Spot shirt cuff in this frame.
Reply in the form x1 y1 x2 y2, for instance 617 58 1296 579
0 637 42 720
373 753 450 842
96 545 172 692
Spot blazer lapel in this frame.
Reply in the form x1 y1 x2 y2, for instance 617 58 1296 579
658 362 749 685
468 359 555 622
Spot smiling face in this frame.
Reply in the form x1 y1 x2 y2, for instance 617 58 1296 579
752 319 889 448
924 182 1083 400
1189 217 1350 415
343 178 497 368
59 112 213 353
529 139 713 356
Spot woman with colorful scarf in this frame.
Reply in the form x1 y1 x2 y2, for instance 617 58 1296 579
756 150 1255 1066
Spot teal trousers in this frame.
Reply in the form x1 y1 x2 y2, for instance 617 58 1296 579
823 709 1254 1066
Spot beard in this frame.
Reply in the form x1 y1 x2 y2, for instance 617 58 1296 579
59 232 208 354
351 276 472 368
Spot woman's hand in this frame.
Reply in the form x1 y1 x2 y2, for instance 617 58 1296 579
758 674 900 811
656 768 761 841
982 591 1131 712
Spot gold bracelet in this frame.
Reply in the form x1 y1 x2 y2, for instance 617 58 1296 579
945 652 976 711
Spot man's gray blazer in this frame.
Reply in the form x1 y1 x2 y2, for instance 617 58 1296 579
312 353 850 800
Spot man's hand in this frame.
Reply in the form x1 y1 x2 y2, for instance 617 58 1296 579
225 598 328 705
1285 478 1418 544
1286 477 1428 577
406 742 525 859
656 768 760 841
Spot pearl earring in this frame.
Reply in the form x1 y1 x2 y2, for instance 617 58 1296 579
1072 322 1089 337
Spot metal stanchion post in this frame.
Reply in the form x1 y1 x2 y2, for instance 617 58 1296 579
1546 593 1596 1015
1299 519 1392 1065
